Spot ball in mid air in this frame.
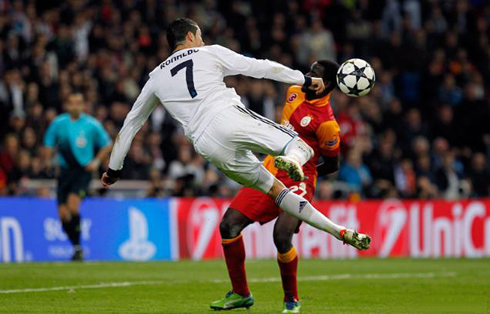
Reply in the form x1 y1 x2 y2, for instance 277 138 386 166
336 58 375 97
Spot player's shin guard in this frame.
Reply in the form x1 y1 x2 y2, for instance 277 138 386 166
277 247 299 301
222 234 250 297
283 137 314 165
275 188 344 240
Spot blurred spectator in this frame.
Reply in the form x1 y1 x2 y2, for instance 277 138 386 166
416 176 439 199
121 141 151 180
394 159 416 198
315 180 334 200
439 75 463 107
467 152 489 197
147 168 164 198
297 18 336 67
0 0 489 199
168 146 205 192
338 150 372 195
368 135 396 185
435 151 467 200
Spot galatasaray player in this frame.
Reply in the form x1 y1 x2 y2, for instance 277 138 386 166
211 61 348 313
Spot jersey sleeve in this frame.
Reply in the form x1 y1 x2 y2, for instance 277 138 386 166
211 45 305 85
108 79 159 171
93 120 111 148
43 118 59 148
316 120 341 157
281 86 304 123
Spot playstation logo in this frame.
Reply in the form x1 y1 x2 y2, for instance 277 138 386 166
118 207 156 261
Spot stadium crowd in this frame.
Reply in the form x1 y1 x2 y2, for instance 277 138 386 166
0 0 489 200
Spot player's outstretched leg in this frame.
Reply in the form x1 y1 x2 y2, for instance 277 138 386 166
211 209 255 310
275 137 314 181
274 212 301 313
268 179 371 250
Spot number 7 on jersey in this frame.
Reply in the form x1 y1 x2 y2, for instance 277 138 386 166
171 60 197 98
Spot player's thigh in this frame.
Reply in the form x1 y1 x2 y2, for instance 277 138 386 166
57 168 73 206
195 133 275 193
229 187 280 224
231 106 297 156
71 170 91 199
222 152 277 193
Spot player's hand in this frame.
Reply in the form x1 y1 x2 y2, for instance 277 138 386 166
101 172 118 188
310 77 325 95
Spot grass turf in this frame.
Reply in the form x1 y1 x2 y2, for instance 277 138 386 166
0 258 489 313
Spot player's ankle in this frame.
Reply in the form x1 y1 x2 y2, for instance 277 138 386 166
284 296 299 302
339 229 346 241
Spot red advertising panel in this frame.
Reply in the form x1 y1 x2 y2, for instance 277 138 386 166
174 198 490 259
175 198 230 259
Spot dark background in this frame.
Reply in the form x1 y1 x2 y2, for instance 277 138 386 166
0 0 489 200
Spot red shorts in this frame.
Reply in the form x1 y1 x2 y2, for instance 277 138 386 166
229 176 315 224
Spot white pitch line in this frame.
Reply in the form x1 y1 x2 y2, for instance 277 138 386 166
0 272 457 294
213 272 457 283
0 281 163 294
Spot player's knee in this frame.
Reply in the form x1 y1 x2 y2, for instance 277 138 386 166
66 194 81 213
267 179 286 199
219 208 252 239
58 206 71 222
219 216 241 239
273 229 294 253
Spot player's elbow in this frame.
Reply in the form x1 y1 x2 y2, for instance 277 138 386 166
321 164 339 176
318 156 340 176
329 162 340 174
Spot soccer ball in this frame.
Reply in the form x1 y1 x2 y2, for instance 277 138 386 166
336 58 375 97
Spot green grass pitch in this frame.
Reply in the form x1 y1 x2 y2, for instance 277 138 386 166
0 258 489 313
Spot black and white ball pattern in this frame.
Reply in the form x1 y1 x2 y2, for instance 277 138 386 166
336 58 375 97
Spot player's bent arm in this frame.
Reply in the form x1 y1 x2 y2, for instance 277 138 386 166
317 155 340 176
97 142 113 162
87 142 113 172
212 45 321 90
42 146 54 164
316 120 341 176
103 80 159 185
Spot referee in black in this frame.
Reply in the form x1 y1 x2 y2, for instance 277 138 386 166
44 93 112 261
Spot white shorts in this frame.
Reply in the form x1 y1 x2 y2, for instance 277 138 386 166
193 105 297 193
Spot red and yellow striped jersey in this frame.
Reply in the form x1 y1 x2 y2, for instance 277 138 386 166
263 85 340 186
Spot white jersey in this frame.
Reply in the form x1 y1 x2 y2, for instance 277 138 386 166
109 44 306 171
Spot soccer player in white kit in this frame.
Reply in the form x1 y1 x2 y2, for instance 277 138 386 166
101 18 370 251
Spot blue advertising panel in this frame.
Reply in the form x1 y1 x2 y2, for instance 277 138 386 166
0 198 175 262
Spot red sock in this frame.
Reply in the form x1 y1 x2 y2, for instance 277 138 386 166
222 234 250 297
277 246 299 301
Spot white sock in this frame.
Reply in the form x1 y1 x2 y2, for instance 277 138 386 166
283 137 314 165
275 188 344 239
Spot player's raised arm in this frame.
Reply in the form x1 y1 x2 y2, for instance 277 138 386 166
101 80 159 187
211 45 325 94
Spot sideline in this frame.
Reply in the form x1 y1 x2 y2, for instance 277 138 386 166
0 272 457 294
